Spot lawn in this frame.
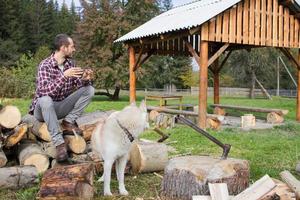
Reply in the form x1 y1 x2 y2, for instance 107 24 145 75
0 94 300 200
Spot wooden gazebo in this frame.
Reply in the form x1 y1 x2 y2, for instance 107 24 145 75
115 0 300 128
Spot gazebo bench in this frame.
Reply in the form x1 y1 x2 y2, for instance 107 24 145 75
210 104 289 123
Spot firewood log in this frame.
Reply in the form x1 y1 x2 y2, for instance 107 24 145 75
64 134 86 154
39 142 56 158
76 111 112 141
267 112 284 124
22 114 51 142
280 170 300 199
0 165 38 189
161 156 249 200
206 118 221 130
38 163 94 199
5 123 28 148
0 149 7 167
129 141 168 174
0 105 21 129
18 140 49 173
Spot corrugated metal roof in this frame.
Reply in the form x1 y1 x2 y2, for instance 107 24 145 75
115 0 241 43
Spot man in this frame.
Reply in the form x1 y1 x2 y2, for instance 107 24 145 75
29 34 94 163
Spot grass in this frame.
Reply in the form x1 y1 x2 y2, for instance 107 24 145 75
1 94 300 199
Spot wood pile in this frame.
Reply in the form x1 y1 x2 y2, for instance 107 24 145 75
0 105 109 189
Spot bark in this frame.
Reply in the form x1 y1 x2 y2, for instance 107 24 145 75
0 149 7 167
22 114 51 142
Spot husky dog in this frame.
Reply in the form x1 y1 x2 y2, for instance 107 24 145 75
91 101 149 196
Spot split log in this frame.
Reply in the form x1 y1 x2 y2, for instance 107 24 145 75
155 113 175 129
0 149 7 167
260 179 296 200
5 123 28 148
0 165 38 189
64 134 86 154
76 111 112 141
18 141 49 173
280 170 300 199
206 118 221 130
38 163 94 199
161 156 249 200
0 105 21 129
208 183 229 200
22 114 51 142
130 141 168 174
267 112 284 124
213 107 226 116
231 175 276 200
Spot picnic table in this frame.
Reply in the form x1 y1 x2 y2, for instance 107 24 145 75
145 95 183 110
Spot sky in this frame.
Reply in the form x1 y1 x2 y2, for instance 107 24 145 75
57 0 195 8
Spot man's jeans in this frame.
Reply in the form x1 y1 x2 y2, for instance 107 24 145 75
34 86 94 146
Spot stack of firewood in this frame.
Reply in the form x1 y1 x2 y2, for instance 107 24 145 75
0 105 111 189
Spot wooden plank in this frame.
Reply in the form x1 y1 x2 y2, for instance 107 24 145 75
209 183 229 200
222 10 230 42
243 0 249 44
229 5 237 43
290 16 295 48
295 19 299 48
209 18 216 41
174 38 178 51
216 15 222 42
232 175 276 200
284 8 289 47
201 22 209 41
249 0 255 44
266 0 272 46
195 35 199 53
255 0 261 45
185 40 201 67
280 170 300 199
236 3 243 43
273 0 278 46
278 5 284 47
261 0 266 45
208 43 230 67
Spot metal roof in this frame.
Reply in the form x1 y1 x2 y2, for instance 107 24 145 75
115 0 241 43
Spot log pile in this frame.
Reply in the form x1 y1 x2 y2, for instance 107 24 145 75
0 106 110 189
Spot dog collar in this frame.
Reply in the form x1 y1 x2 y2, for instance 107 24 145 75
116 119 135 142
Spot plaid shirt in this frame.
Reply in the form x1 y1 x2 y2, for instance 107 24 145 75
29 54 91 114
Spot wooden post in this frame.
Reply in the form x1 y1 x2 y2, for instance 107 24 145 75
129 46 136 103
213 59 220 104
199 41 208 128
297 49 300 121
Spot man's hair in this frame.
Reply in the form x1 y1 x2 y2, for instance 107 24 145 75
54 34 71 51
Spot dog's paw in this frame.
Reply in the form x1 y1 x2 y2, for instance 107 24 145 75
119 189 129 196
104 191 113 196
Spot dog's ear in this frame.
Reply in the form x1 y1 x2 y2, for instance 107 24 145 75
139 100 147 112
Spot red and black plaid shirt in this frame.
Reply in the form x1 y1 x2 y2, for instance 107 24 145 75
29 54 91 114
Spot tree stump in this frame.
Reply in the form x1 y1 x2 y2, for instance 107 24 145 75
130 141 168 174
22 114 51 142
0 149 7 167
38 163 94 200
267 112 284 124
0 165 38 189
0 105 21 129
160 156 249 200
241 114 256 128
18 141 49 173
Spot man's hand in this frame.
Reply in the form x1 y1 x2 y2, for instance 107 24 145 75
82 68 94 81
64 67 84 78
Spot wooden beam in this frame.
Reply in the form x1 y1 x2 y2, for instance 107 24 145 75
217 50 232 73
189 27 201 35
133 50 155 72
199 41 208 129
297 49 300 121
279 48 300 70
213 59 220 105
207 43 229 67
133 45 144 71
129 46 136 103
184 40 201 67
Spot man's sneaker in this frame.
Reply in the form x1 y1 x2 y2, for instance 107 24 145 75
56 143 68 163
61 120 83 136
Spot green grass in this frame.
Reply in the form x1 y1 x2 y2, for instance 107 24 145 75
1 94 300 199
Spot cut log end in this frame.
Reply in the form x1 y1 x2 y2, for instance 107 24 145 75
64 135 86 154
267 112 284 124
5 123 28 148
0 105 21 129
